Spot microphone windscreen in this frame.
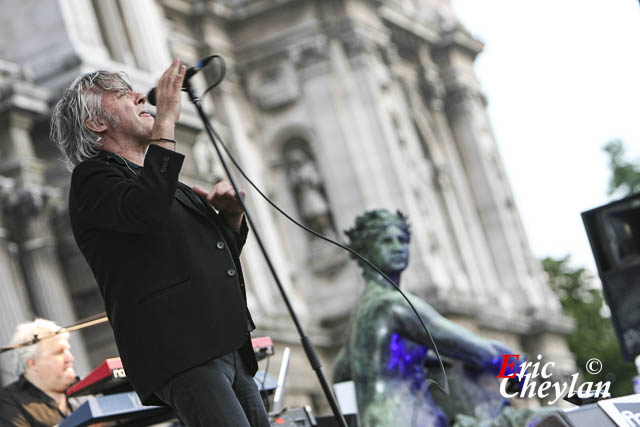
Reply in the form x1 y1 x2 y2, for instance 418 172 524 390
147 88 157 106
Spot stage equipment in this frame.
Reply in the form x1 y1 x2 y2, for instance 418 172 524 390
61 336 278 426
67 357 129 397
316 414 360 427
270 407 316 427
271 346 291 415
539 394 640 427
255 345 291 414
333 381 359 422
148 55 349 427
582 193 640 360
59 391 173 427
66 336 276 398
254 370 278 395
537 404 617 427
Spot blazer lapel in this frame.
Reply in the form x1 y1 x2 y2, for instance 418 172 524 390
175 183 217 226
174 183 241 256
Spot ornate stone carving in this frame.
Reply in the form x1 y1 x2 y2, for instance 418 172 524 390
247 59 299 110
367 45 393 90
418 58 447 111
290 35 329 71
283 144 345 276
444 82 486 108
3 185 61 244
286 147 332 232
340 29 371 58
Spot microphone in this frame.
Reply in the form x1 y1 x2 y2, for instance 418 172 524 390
147 55 222 106
146 66 200 106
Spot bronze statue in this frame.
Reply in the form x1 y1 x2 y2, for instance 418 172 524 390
333 209 536 426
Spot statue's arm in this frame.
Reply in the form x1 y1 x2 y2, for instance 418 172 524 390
390 296 508 369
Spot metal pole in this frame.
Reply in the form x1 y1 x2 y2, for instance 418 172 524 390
184 81 348 427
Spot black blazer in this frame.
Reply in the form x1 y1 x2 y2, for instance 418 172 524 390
68 145 256 404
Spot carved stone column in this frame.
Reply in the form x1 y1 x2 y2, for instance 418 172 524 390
0 69 44 384
56 0 110 62
432 27 575 371
117 0 172 71
413 52 506 310
434 27 552 314
0 69 91 376
0 178 32 385
4 186 91 377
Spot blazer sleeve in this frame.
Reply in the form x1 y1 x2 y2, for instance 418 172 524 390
70 145 185 234
221 214 249 253
189 187 250 254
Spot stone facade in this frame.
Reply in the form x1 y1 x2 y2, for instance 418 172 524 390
0 0 574 411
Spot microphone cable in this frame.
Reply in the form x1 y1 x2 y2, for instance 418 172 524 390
196 56 450 395
199 55 226 99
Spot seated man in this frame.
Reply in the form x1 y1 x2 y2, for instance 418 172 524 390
0 319 77 427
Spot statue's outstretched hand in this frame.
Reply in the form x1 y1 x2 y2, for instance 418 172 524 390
484 340 525 377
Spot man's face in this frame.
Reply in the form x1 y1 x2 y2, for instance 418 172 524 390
101 89 154 142
370 225 410 274
28 334 76 393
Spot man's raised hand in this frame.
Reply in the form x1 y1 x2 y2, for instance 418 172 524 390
151 59 186 142
193 181 245 230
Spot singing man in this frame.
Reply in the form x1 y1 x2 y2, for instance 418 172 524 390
50 59 269 427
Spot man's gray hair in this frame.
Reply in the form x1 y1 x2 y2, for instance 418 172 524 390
10 318 67 376
50 71 132 168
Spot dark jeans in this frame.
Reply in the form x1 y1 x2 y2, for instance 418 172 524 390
155 350 270 427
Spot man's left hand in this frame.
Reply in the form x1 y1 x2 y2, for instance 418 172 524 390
193 182 245 229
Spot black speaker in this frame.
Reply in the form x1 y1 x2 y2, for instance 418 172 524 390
269 407 315 426
315 414 359 427
582 192 640 360
538 403 618 426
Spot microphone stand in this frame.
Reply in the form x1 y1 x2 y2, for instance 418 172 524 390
183 80 348 427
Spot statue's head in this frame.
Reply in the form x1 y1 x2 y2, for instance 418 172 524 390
284 146 309 165
345 209 410 276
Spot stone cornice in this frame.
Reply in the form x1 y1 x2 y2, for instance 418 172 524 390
476 311 534 335
234 24 328 69
234 17 391 74
201 0 302 22
527 313 575 336
339 19 390 58
161 0 306 21
0 63 50 117
159 0 209 17
0 84 49 118
441 79 487 108
432 292 572 336
379 3 439 45
2 184 63 243
435 25 484 59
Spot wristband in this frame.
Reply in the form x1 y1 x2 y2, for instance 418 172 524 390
149 138 176 144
